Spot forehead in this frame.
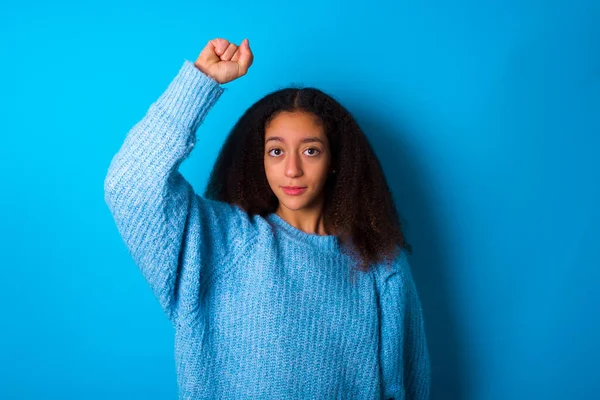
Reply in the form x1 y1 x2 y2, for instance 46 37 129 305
264 111 326 143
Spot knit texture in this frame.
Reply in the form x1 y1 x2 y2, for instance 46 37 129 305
103 60 431 399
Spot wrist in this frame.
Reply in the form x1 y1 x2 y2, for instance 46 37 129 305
193 62 219 84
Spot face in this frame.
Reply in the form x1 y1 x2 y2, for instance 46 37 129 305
264 111 332 214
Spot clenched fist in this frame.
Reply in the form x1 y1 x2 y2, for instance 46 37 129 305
194 38 254 84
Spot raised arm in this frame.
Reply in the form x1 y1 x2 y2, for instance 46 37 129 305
379 250 431 399
103 38 255 326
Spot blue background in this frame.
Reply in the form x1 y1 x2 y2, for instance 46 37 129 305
1 0 598 398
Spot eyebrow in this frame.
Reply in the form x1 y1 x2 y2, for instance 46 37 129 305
265 136 325 145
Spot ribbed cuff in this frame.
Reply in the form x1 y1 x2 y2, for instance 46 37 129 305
150 59 225 131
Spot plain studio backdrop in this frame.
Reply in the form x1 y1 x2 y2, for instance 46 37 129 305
1 0 598 399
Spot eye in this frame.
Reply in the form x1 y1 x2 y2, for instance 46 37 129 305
268 148 283 157
267 148 321 157
305 148 321 157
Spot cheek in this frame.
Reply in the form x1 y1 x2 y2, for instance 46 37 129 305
263 163 275 184
315 163 330 177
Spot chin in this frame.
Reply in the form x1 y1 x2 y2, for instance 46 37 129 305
277 198 310 211
278 202 305 212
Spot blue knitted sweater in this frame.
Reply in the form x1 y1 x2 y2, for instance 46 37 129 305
103 60 431 399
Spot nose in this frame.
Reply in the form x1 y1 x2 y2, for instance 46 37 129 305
285 152 303 178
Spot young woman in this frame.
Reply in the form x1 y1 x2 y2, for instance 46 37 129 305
104 37 431 399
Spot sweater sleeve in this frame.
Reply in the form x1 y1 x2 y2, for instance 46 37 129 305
103 60 254 326
379 251 431 400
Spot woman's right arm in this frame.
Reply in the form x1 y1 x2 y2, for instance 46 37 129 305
104 42 254 327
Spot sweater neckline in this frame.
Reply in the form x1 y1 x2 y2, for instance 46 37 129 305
266 213 340 253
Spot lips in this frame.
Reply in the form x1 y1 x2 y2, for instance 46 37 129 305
282 186 307 195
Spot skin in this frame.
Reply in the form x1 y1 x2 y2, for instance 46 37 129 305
194 38 334 235
194 38 253 84
264 111 333 235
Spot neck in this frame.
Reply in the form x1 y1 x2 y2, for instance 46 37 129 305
276 201 330 236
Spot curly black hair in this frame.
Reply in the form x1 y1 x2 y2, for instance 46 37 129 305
203 85 412 273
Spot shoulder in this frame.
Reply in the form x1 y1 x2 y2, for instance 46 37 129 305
211 204 281 254
371 247 413 297
189 196 267 260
